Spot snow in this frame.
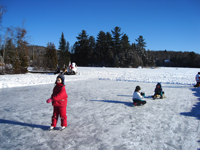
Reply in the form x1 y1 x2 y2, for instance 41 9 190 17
0 67 200 149
0 67 199 88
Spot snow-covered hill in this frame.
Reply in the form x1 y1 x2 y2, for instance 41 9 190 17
0 67 200 150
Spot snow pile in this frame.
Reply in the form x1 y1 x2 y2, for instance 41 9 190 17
1 67 198 88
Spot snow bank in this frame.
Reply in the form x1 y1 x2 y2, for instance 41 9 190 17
0 67 199 88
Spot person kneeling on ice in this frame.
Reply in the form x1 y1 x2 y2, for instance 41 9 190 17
194 72 200 87
46 75 68 131
132 86 146 106
153 83 164 99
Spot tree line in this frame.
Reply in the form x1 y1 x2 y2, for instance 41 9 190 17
30 26 153 71
1 25 155 74
71 27 154 68
0 26 30 74
0 30 71 73
150 50 200 68
1 25 200 74
29 32 70 71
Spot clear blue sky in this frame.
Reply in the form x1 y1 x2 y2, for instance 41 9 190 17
1 0 200 54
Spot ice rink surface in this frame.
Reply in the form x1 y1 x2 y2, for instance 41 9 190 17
1 75 200 149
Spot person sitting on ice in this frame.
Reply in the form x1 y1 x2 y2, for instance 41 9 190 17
194 72 200 87
132 86 146 106
153 83 164 99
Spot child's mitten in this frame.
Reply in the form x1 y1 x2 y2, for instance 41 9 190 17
141 92 145 98
46 98 53 103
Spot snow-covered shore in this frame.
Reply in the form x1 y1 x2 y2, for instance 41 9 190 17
0 67 198 88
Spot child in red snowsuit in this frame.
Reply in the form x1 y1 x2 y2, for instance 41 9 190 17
47 75 68 130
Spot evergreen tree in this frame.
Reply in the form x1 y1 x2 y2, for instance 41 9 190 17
122 43 142 68
88 36 95 65
76 30 88 41
45 42 58 70
136 35 146 49
106 32 113 48
58 32 70 68
106 32 114 66
135 35 150 67
121 34 130 67
75 30 90 66
113 55 119 67
111 26 123 57
96 31 107 66
4 39 15 65
188 51 197 67
71 41 78 63
121 34 130 50
147 50 155 66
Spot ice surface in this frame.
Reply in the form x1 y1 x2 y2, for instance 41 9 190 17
0 67 200 149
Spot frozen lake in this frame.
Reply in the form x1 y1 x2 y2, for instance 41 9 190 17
1 77 200 149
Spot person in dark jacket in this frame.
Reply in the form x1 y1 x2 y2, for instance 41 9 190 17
46 75 68 130
194 72 200 87
153 83 164 99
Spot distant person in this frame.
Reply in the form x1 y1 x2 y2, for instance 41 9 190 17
132 86 146 106
70 63 72 70
153 83 164 99
54 66 60 74
69 63 73 74
194 72 200 87
46 75 68 131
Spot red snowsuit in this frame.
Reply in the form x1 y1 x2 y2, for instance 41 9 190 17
51 83 68 127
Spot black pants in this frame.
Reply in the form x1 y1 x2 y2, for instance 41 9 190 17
133 99 146 105
194 82 200 87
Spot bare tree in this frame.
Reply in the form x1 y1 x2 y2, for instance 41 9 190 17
0 5 6 27
0 5 6 74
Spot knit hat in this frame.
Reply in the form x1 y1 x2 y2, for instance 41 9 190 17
156 83 161 88
57 74 65 84
135 86 141 92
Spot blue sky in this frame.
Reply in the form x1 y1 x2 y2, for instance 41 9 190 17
1 0 200 54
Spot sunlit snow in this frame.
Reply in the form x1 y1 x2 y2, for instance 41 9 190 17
0 67 200 149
